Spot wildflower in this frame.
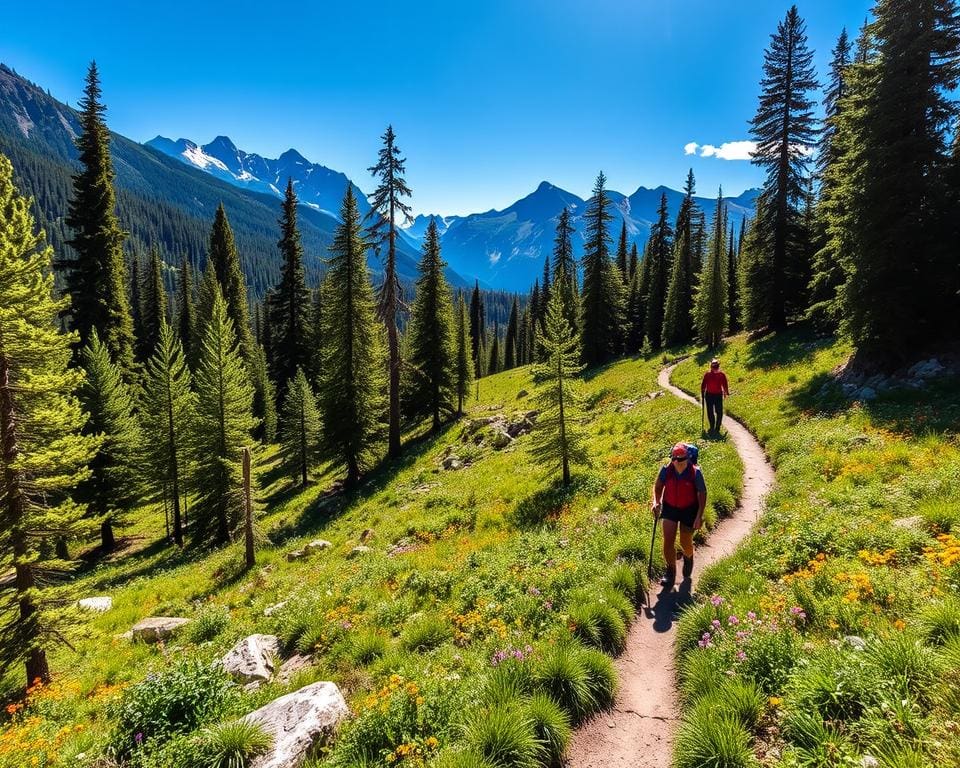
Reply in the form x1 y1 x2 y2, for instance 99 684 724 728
134 732 143 746
736 651 746 661
893 619 906 631
728 615 739 626
769 696 782 707
528 586 541 596
747 611 757 621
710 595 724 607
711 619 722 629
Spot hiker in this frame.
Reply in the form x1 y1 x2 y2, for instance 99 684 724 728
651 442 707 587
701 358 729 434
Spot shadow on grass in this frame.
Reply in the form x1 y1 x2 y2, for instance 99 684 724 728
742 325 834 371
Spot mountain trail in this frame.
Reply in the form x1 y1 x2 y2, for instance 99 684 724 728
564 362 775 768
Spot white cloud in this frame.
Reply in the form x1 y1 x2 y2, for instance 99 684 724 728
684 141 699 155
488 250 501 266
698 140 756 160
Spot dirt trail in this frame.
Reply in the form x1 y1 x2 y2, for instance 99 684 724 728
564 363 775 768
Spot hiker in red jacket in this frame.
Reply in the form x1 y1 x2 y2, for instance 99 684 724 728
701 358 729 435
651 442 707 588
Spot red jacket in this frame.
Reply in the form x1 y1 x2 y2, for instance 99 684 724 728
701 370 729 396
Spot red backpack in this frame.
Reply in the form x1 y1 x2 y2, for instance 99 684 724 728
663 462 699 508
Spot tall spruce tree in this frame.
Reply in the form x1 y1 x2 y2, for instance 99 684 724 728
624 267 645 354
139 247 167 362
528 280 541 359
488 323 501 375
615 222 629 282
469 281 486 378
504 297 520 370
628 242 639 282
317 188 385 487
539 257 552 327
366 126 413 459
0 155 98 685
76 331 142 551
551 208 580 336
839 0 960 368
407 221 456 431
250 343 277 443
140 321 195 546
280 368 320 485
747 5 819 329
193 290 258 545
454 292 473 416
306 287 324 387
694 189 728 348
177 256 197 366
61 62 135 374
530 290 589 487
130 255 144 357
726 223 739 333
579 171 624 365
208 204 253 360
661 230 693 347
518 306 530 366
644 193 674 351
268 179 311 401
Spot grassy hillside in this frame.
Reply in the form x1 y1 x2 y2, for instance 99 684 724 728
0 353 740 767
671 330 960 767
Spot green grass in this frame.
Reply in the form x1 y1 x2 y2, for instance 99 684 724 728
0 352 741 767
672 327 960 767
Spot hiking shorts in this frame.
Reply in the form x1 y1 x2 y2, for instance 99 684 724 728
661 502 698 529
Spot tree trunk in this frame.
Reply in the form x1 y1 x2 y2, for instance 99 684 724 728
100 517 115 552
55 537 70 561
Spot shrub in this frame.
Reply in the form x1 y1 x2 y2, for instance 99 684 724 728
200 720 273 768
568 599 626 654
786 650 871 722
109 657 234 758
917 598 960 645
431 748 496 768
675 601 718 656
526 692 571 767
613 533 649 562
607 562 639 604
463 704 543 768
400 614 453 652
738 625 799 695
579 647 617 711
349 630 388 665
865 634 942 703
673 710 757 768
187 604 231 644
679 649 724 704
532 643 594 723
701 678 765 730
484 660 533 706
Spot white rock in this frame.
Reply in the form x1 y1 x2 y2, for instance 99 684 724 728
221 634 281 683
78 596 112 612
286 549 306 562
348 545 370 559
243 681 349 768
892 515 923 529
442 455 462 470
860 756 879 768
305 539 332 553
130 617 190 642
844 635 867 651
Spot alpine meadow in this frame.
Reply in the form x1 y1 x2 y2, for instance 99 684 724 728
1 2 959 767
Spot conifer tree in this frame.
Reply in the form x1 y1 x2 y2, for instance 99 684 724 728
517 306 530 365
454 292 473 416
208 204 254 361
0 155 97 685
306 286 323 387
61 62 135 374
539 257 552 326
139 247 167 362
268 179 311 401
140 321 195 546
528 280 541 357
177 256 197 365
250 344 277 443
75 331 142 551
280 367 320 485
130 255 144 355
579 171 624 365
504 297 519 370
366 126 413 459
661 231 692 347
407 220 456 431
840 0 960 367
615 222 629 282
469 281 485 378
488 323 501 375
628 243 639 283
726 223 739 333
317 188 385 487
551 208 580 336
644 193 673 350
747 5 819 329
530 290 589 487
624 267 645 354
193 290 258 545
195 258 219 364
695 190 728 348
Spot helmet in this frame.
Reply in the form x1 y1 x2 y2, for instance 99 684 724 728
670 442 689 459
710 358 720 369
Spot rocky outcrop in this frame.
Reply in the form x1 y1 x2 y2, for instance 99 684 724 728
243 681 349 768
221 634 280 683
129 617 189 642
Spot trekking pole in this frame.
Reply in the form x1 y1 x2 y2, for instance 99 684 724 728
647 505 660 604
701 394 705 435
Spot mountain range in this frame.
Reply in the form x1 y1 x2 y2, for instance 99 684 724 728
2 62 757 294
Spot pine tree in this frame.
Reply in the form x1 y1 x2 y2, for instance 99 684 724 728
644 193 673 351
317 187 385 487
695 189 728 348
268 179 311 401
840 0 960 368
517 306 530 365
193 290 258 545
747 5 819 329
503 297 519 369
365 126 413 459
539 257 552 327
530 290 589 487
661 231 692 347
177 256 197 366
579 171 624 365
615 222 629 282
624 267 645 354
551 207 580 338
75 331 142 551
130 255 144 356
208 204 254 362
139 247 167 362
528 280 541 359
726 222 739 333
0 154 98 685
488 322 501 375
140 321 195 546
469 281 485 378
60 62 135 374
280 368 320 485
628 243 639 283
306 287 323 387
407 220 456 431
250 344 277 443
454 292 473 416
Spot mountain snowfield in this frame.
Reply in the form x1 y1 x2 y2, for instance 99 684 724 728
150 134 758 291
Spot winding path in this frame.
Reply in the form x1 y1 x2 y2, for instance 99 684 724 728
564 363 775 768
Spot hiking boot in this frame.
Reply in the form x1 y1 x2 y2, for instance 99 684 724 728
682 554 694 580
659 570 676 588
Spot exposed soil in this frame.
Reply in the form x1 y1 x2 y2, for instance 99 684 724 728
564 363 775 767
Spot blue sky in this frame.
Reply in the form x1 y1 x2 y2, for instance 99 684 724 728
3 0 872 216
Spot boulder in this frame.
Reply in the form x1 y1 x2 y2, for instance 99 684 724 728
517 389 529 398
242 681 349 768
348 545 371 559
359 528 375 543
130 617 189 643
467 416 498 434
490 430 513 449
908 358 944 380
286 550 306 562
78 596 112 612
442 456 463 471
843 635 867 651
305 539 332 553
221 634 281 683
615 399 636 413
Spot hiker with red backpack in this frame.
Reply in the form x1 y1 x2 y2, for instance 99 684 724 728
701 358 730 435
650 442 707 588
